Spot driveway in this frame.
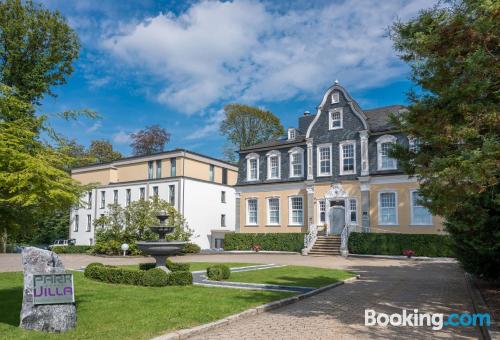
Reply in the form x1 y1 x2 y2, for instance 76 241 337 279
0 253 478 338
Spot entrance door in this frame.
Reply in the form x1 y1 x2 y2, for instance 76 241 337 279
329 206 345 235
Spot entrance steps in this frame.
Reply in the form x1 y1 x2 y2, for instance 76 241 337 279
308 236 341 256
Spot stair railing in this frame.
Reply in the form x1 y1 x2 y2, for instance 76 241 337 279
302 224 318 255
340 223 350 257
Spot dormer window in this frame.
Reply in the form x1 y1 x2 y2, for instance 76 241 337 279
288 147 304 177
246 153 259 181
266 150 281 180
376 135 398 170
329 108 343 130
288 128 296 140
331 91 339 104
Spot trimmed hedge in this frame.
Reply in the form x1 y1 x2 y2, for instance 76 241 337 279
138 262 156 271
138 260 190 272
52 245 92 254
182 243 201 254
223 233 305 252
348 232 455 257
84 262 193 286
206 264 230 281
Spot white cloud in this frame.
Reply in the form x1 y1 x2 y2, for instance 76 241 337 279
185 109 225 140
103 0 436 113
112 130 131 144
85 121 102 133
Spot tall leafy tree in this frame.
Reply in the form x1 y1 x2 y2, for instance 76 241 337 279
88 139 122 163
390 0 499 278
220 104 284 161
0 0 80 105
130 125 170 156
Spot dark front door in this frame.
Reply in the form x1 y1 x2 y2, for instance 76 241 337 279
329 206 345 235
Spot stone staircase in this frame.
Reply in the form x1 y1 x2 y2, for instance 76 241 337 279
308 235 341 256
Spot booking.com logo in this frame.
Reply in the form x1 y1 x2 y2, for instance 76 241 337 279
365 309 491 330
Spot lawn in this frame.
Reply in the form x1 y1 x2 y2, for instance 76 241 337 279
227 265 356 288
120 262 261 272
0 271 292 340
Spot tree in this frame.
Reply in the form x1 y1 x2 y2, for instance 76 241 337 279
0 0 80 105
219 104 285 157
390 0 499 278
130 125 170 156
88 139 122 164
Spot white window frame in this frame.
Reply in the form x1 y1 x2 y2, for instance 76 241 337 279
288 195 304 226
126 188 131 206
221 214 226 227
246 198 258 226
329 108 343 130
318 199 326 224
331 91 339 104
339 140 356 175
376 135 398 170
209 164 215 182
266 197 280 226
113 190 118 205
348 198 358 225
74 215 79 232
169 185 175 205
246 153 259 181
288 128 296 140
87 191 92 210
410 190 433 226
86 214 92 232
288 147 304 178
316 143 332 177
100 190 106 209
266 150 281 180
378 191 398 225
140 187 145 200
221 190 226 203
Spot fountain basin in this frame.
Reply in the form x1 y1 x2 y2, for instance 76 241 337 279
136 241 187 256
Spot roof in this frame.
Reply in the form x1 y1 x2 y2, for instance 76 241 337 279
240 135 306 152
364 105 406 133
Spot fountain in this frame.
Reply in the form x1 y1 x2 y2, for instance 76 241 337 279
136 210 187 273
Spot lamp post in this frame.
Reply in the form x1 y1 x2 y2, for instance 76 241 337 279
121 243 129 256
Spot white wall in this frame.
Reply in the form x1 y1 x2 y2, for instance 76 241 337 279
182 178 235 249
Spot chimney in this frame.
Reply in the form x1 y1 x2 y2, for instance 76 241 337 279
303 110 310 116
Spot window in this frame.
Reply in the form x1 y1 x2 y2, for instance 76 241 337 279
329 108 343 129
331 91 339 104
289 196 304 225
170 158 176 176
100 191 105 209
246 153 259 181
247 199 258 225
126 189 131 206
289 147 303 177
319 200 326 223
156 160 162 178
74 215 79 232
148 161 154 179
209 164 215 182
113 190 118 205
349 199 357 224
409 137 421 153
378 192 397 225
221 214 226 227
87 191 92 209
288 128 296 140
267 198 280 225
152 186 159 197
86 215 91 232
169 185 175 205
222 168 228 185
221 191 226 203
317 144 332 176
140 187 145 200
214 238 224 249
340 141 356 175
266 151 280 179
411 191 432 225
377 135 397 170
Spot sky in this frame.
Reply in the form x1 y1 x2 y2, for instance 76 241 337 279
39 0 435 159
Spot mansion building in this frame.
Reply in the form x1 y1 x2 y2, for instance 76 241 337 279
70 149 238 249
235 82 444 236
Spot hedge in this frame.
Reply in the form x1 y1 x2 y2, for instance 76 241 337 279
52 245 92 254
348 232 455 257
138 260 190 272
84 262 193 286
206 264 230 281
182 243 201 254
223 233 305 252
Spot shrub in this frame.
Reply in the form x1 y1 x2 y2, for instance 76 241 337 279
206 264 230 281
143 268 169 287
348 233 455 257
224 233 304 252
182 243 201 254
166 259 190 272
138 262 156 271
52 245 92 254
84 262 105 279
167 271 193 286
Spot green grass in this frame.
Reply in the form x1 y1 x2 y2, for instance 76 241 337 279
120 262 261 272
0 271 292 340
227 266 356 288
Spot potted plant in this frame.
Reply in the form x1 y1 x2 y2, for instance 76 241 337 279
403 249 415 258
251 244 261 252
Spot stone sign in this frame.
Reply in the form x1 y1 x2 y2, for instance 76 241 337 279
33 273 74 305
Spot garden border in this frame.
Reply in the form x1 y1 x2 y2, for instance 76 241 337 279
153 275 360 340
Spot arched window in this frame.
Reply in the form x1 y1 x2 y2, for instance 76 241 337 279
266 150 281 180
288 147 304 177
245 153 260 181
376 135 397 170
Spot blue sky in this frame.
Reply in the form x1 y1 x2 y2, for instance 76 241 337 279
39 0 434 159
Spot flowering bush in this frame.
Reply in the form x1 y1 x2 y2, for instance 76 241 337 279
251 244 261 252
403 249 416 258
